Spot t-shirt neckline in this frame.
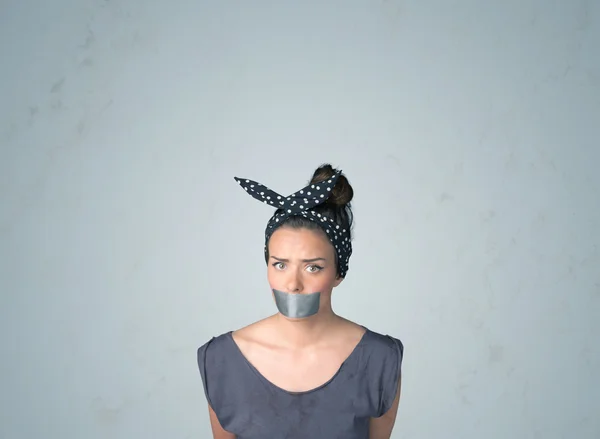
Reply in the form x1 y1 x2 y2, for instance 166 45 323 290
226 326 370 396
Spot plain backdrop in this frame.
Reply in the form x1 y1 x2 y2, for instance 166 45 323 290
1 1 599 438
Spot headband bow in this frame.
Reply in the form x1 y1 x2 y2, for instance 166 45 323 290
234 170 352 278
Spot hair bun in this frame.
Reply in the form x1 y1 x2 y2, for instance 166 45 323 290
309 163 353 207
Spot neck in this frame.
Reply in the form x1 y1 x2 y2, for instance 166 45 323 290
273 310 339 348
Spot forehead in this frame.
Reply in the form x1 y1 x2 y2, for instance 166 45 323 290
268 227 334 257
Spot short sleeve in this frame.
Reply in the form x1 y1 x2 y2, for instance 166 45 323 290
196 333 239 431
196 338 216 408
377 336 404 417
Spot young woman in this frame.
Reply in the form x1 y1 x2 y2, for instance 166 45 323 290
197 164 404 439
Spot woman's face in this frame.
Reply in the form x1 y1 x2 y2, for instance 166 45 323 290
267 227 343 306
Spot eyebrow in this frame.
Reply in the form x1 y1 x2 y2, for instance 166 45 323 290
270 256 327 263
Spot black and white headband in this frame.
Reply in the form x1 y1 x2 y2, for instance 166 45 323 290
234 170 352 278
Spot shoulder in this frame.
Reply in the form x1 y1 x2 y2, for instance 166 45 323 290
197 317 275 371
231 315 282 349
361 328 404 377
196 332 238 410
197 331 232 353
357 328 404 417
231 319 266 342
363 328 404 360
197 331 234 373
197 315 272 358
335 317 402 354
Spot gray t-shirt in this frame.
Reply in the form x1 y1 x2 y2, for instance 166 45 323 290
197 327 404 439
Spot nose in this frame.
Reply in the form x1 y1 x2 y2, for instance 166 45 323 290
286 271 303 294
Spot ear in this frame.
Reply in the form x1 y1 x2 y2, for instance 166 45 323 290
333 274 344 287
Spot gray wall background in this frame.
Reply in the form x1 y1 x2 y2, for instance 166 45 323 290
1 1 598 438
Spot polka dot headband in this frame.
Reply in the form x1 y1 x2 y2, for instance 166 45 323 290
234 170 352 278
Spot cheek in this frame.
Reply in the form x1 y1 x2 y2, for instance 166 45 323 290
306 272 338 293
266 270 275 285
267 269 337 292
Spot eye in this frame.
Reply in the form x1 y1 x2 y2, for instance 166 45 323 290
306 265 323 273
272 262 285 270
